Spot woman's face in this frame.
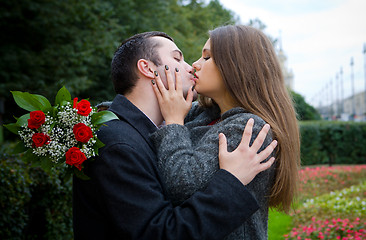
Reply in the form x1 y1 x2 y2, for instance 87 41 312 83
192 39 226 99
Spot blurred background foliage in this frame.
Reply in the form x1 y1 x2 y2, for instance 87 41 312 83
0 0 239 136
0 0 318 140
0 1 325 238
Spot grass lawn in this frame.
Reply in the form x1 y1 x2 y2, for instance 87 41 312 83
268 208 292 240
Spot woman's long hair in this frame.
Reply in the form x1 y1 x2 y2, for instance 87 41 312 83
203 25 301 213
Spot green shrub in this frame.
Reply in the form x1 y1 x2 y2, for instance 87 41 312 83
0 146 31 239
0 143 73 240
299 122 326 165
300 121 366 165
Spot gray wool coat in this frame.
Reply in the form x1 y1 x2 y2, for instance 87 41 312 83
150 102 276 240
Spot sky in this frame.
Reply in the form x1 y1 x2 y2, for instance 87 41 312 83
220 0 366 107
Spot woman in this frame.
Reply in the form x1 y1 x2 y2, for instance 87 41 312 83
151 25 300 239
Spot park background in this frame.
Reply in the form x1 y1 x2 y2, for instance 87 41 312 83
0 0 365 239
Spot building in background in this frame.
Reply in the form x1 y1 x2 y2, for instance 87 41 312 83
277 39 294 90
318 90 366 121
341 91 366 120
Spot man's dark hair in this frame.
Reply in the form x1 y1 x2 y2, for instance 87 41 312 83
111 31 173 95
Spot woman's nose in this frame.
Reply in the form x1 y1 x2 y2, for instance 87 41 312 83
192 60 200 71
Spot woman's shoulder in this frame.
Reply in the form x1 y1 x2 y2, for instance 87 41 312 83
218 108 273 145
221 108 267 127
185 101 220 123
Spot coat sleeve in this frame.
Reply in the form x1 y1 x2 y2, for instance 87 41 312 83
150 114 274 205
91 143 259 240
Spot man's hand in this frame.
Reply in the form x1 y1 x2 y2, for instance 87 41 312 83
218 118 277 185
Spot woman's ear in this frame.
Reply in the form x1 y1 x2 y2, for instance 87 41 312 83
137 59 155 79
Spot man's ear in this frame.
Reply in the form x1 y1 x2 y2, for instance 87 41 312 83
137 59 155 79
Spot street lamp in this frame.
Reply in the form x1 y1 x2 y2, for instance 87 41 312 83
330 78 333 119
363 43 366 118
336 73 340 117
340 67 344 114
350 57 355 119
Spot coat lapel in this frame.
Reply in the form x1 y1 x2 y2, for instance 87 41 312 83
108 94 157 153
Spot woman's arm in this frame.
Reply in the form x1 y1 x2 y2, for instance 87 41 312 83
151 67 276 204
150 115 275 204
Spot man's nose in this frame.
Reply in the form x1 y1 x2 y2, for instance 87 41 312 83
184 61 194 73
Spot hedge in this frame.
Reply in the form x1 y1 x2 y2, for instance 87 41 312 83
300 121 366 165
1 121 366 239
0 143 73 240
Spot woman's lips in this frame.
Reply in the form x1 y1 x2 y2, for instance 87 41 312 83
191 72 198 82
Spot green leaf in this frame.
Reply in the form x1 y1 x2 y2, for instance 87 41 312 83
22 149 36 164
40 156 52 174
55 86 71 105
91 111 118 125
50 106 58 118
11 91 44 111
33 94 51 110
16 113 30 127
74 168 90 180
3 123 21 134
93 138 105 155
63 168 73 182
95 138 105 149
12 141 27 154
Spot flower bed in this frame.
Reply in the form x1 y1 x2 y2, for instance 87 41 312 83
285 165 366 239
286 217 366 240
298 165 366 202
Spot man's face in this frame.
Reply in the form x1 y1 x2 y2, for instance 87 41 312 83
152 36 197 99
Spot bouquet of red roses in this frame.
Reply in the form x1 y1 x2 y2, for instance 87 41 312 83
4 87 118 179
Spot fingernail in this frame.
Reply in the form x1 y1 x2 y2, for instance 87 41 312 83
154 71 158 76
165 65 169 70
192 85 195 91
151 79 155 85
175 67 179 72
273 140 278 146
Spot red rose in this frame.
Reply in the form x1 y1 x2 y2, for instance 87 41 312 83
73 97 78 109
73 123 93 143
32 133 50 148
28 111 46 129
76 99 92 116
65 147 87 171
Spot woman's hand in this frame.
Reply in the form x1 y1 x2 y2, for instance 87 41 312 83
218 118 277 186
152 66 194 125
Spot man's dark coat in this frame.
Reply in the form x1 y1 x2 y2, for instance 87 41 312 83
73 94 259 240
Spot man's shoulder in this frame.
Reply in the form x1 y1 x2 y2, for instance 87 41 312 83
97 119 140 145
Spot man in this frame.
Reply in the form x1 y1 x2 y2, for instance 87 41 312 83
73 31 275 239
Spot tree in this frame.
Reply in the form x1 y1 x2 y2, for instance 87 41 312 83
0 0 242 140
291 91 321 121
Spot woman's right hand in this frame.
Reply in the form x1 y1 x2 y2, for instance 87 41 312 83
152 66 194 125
218 118 277 186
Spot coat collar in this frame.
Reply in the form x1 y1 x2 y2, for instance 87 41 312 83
108 94 157 152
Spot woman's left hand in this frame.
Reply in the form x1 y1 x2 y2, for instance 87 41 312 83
152 66 194 125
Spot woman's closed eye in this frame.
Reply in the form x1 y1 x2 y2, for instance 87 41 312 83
203 56 210 61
